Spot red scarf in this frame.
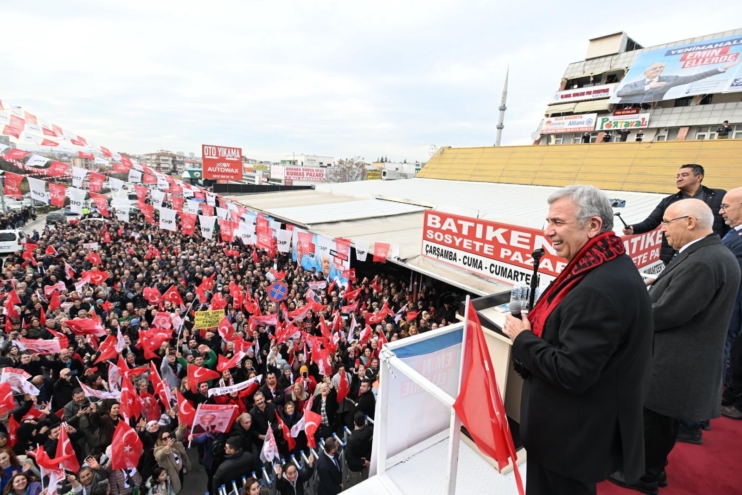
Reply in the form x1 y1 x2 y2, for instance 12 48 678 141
528 232 625 338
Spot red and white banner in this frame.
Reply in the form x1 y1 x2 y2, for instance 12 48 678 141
15 338 61 355
191 403 238 435
3 172 24 200
48 183 66 208
202 144 242 181
620 227 664 275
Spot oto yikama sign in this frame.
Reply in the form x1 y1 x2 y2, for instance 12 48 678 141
202 144 243 181
421 211 663 287
194 309 225 330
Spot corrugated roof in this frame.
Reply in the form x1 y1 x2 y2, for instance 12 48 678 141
266 199 423 226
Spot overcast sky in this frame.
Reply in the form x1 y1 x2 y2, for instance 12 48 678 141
2 1 741 163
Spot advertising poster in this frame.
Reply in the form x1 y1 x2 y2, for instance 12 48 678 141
291 230 350 287
202 144 243 181
541 114 597 134
595 113 650 131
610 35 742 104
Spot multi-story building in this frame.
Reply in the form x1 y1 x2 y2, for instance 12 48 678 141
281 153 335 167
144 150 190 173
538 28 742 145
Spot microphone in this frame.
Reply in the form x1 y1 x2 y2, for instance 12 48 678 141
510 300 523 320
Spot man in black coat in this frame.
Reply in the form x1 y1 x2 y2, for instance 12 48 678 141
504 185 653 494
345 412 373 489
623 164 728 264
353 379 376 420
260 371 285 406
211 437 260 495
248 392 278 443
316 437 343 495
719 187 742 419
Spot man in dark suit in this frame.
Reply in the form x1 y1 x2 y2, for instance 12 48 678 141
720 187 742 419
260 371 285 406
504 185 653 494
615 60 740 104
316 437 343 495
629 199 740 493
624 164 728 264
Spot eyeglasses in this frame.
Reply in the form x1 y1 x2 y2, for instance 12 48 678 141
661 216 689 225
720 203 742 211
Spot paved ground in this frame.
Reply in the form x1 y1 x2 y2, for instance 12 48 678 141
182 449 209 495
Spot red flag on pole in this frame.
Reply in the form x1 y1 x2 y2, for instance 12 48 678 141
187 364 220 392
336 370 350 403
453 301 524 495
55 424 81 473
110 421 143 470
275 411 296 451
176 390 196 426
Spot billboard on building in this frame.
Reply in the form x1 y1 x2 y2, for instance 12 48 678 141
271 165 326 182
541 113 597 134
552 83 617 103
421 211 663 287
595 113 650 131
201 144 243 181
609 35 742 104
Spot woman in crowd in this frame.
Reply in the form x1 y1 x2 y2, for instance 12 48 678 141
2 474 41 495
144 467 175 495
153 430 190 494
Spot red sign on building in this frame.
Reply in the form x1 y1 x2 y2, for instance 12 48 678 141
202 144 243 181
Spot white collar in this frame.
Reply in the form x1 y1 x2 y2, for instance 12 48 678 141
735 224 742 232
679 236 705 253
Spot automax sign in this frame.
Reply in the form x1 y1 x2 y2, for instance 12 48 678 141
421 211 664 287
202 144 243 181
541 113 597 134
552 83 618 103
596 113 650 130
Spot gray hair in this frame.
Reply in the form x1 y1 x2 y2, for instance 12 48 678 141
547 185 614 232
673 199 713 230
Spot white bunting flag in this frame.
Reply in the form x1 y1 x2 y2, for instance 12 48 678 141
108 177 125 193
276 229 292 253
199 215 216 240
67 187 87 214
237 222 255 245
151 189 166 206
116 209 130 223
157 176 169 190
216 207 229 219
206 193 216 206
159 207 177 231
26 177 49 204
71 166 88 188
354 239 370 262
128 169 142 183
184 199 200 214
26 154 49 167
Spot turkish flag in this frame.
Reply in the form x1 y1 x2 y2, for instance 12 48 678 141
359 325 373 346
94 335 119 364
337 371 350 403
453 301 523 494
143 287 162 305
216 350 246 372
140 391 161 422
303 409 322 449
370 276 383 294
152 312 172 329
340 300 359 314
66 318 106 337
275 411 296 451
44 281 66 296
137 328 172 359
80 270 109 285
210 293 227 310
162 285 184 307
48 292 61 312
187 364 220 392
343 288 361 302
120 374 143 421
0 383 16 416
29 444 72 471
111 421 143 470
176 390 196 426
45 245 59 256
149 362 172 410
217 317 235 342
7 416 19 448
55 423 81 473
406 311 420 322
85 251 102 265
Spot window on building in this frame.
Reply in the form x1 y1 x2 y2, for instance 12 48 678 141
606 74 618 84
553 135 563 145
695 126 718 140
572 135 583 144
655 134 667 141
733 125 742 139
698 94 713 105
674 97 692 107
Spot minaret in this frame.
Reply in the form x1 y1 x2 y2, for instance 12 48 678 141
495 67 509 147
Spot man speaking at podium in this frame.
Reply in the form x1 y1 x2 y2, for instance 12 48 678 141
503 185 653 495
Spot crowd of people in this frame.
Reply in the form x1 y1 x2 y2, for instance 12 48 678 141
0 207 36 231
0 201 460 495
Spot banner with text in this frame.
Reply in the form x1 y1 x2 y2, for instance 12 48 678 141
541 114 597 134
595 113 650 131
194 309 225 330
552 83 618 103
202 144 243 181
271 165 326 182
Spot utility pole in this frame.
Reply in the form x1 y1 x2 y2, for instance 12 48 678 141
495 67 509 147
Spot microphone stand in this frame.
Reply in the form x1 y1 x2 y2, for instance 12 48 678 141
529 249 545 310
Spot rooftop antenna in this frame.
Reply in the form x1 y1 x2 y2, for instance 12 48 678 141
495 67 509 147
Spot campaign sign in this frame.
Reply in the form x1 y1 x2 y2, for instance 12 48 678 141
202 144 243 181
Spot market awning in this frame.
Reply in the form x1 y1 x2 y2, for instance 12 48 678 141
544 102 577 115
574 98 612 113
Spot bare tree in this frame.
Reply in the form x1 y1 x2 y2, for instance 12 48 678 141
325 156 368 182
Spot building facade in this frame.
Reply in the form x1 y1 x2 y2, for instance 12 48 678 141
281 153 335 167
538 28 742 145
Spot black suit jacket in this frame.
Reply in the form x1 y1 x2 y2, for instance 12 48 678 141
723 229 742 346
316 452 343 495
311 390 338 428
512 253 652 483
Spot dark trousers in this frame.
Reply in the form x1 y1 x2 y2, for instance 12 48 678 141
643 407 679 482
724 331 742 408
526 458 596 495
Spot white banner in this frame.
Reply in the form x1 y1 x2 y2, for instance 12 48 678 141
151 189 166 205
216 207 229 219
157 176 169 190
541 113 598 134
552 83 617 103
207 375 262 397
116 209 130 223
26 154 49 167
159 207 177 231
26 177 49 204
595 113 650 131
67 187 87 214
354 239 370 262
128 169 142 183
199 215 216 240
206 194 216 206
184 199 200 214
94 156 109 166
237 222 255 245
276 229 292 253
109 177 125 193
72 166 88 188
183 188 194 199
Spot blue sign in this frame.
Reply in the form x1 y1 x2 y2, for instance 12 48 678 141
268 281 288 302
